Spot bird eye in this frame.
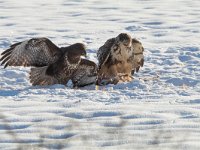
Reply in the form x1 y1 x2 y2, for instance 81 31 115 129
31 39 38 45
113 46 118 51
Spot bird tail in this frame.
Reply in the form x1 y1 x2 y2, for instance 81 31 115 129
29 66 58 86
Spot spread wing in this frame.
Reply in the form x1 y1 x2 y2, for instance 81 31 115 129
97 38 115 69
29 50 83 86
0 37 62 68
131 38 144 74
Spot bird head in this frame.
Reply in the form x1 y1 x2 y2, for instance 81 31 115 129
65 43 87 64
116 33 132 48
68 43 87 58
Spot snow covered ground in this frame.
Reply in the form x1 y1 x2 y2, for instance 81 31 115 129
0 0 200 149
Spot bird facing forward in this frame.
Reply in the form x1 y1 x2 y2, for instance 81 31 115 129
96 33 144 85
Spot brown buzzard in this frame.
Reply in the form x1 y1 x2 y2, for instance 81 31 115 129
96 33 144 85
0 38 96 86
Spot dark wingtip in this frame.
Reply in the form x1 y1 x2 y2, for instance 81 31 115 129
1 47 13 55
1 56 11 66
1 41 21 55
10 41 22 48
0 51 12 62
4 62 9 68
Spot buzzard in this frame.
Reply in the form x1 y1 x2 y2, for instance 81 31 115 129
96 33 144 85
0 38 97 86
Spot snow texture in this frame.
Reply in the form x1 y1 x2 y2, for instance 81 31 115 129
0 0 200 149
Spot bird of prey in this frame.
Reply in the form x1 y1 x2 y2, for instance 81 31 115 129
96 33 144 85
0 37 97 86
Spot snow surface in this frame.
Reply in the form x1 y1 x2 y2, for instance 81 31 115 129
0 0 200 149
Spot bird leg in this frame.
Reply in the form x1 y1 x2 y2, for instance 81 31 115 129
96 73 119 86
73 82 78 89
95 74 102 85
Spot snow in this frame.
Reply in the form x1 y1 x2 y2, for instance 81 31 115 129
0 0 200 149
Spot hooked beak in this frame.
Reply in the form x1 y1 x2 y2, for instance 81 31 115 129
81 55 87 59
81 52 87 59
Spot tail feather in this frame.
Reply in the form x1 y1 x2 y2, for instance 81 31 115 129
29 67 58 86
30 67 45 85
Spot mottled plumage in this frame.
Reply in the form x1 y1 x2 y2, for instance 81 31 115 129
131 38 144 75
71 59 97 87
1 38 62 68
96 33 144 85
29 47 86 86
0 38 90 86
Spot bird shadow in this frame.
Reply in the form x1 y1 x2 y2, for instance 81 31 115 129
0 85 57 97
0 89 21 96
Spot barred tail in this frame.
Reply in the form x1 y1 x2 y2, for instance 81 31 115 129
29 66 58 86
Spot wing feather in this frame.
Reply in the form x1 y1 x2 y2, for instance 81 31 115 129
29 67 59 86
131 38 144 74
97 38 115 69
0 38 61 68
71 59 97 87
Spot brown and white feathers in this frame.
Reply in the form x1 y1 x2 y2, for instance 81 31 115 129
29 45 86 86
0 38 62 68
0 38 87 86
131 38 144 75
71 59 97 87
96 33 144 85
